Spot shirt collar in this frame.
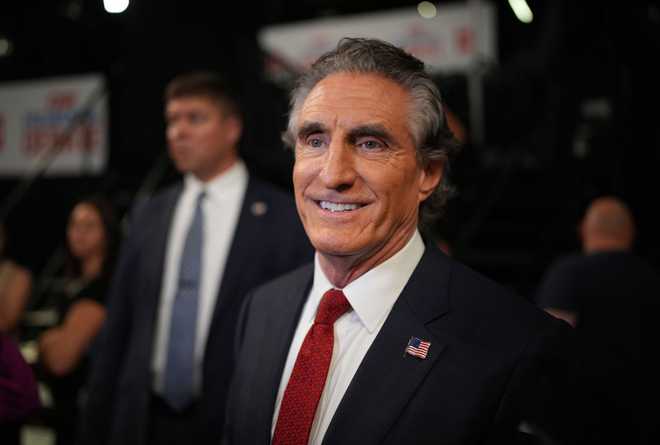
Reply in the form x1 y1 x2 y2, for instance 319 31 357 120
183 160 247 202
310 229 425 333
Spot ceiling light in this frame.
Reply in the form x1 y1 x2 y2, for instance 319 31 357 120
417 2 437 20
103 0 129 14
508 0 533 24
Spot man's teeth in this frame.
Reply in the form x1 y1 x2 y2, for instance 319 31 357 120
319 201 360 212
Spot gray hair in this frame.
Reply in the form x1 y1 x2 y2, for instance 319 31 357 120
283 37 462 222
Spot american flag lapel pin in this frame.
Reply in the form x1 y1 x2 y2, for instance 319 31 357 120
404 336 431 359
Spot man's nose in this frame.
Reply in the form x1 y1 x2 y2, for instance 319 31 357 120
167 121 187 140
319 141 356 190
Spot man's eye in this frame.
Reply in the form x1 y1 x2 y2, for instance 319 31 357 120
189 113 206 123
358 139 384 150
305 136 325 148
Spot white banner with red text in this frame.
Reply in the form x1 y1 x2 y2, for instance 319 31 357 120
258 3 497 82
0 74 108 176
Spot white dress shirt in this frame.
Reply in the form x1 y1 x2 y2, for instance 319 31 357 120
271 229 425 444
152 160 248 395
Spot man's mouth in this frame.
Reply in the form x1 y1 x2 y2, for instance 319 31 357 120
318 201 364 212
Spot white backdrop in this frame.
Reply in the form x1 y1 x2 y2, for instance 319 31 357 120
258 3 497 78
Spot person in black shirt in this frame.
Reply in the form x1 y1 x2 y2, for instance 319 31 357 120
37 196 119 445
536 196 659 444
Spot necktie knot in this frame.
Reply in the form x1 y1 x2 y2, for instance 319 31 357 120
315 289 351 325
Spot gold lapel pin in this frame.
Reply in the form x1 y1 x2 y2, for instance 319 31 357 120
251 201 268 216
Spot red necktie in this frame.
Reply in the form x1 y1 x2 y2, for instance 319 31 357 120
272 289 351 445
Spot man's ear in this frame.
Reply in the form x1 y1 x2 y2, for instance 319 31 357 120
226 116 243 146
419 159 444 201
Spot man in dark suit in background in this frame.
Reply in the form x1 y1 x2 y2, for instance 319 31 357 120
224 38 575 445
77 71 312 445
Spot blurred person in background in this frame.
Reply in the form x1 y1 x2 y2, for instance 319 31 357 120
535 196 659 444
0 223 33 336
37 196 119 445
536 196 646 326
78 70 312 445
0 331 41 445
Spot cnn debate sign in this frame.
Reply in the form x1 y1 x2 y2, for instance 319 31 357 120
0 74 108 176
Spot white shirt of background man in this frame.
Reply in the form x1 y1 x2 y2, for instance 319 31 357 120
152 160 248 395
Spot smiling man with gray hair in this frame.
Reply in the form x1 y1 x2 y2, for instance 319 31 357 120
224 38 574 445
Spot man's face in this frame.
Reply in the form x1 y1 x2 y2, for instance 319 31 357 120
292 72 442 268
166 96 241 182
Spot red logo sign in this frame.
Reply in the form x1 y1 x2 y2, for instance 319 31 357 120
22 90 100 156
455 26 474 55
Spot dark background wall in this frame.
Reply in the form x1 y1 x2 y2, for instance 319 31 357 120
1 0 658 299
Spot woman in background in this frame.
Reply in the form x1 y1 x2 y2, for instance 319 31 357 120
38 196 119 445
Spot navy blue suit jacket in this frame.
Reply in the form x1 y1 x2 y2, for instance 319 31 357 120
78 176 313 445
224 246 575 444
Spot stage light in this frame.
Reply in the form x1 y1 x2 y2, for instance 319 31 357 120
508 0 533 23
103 0 129 14
417 2 437 19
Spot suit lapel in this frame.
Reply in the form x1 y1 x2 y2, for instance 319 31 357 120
323 249 451 444
213 176 261 312
133 185 181 389
142 186 180 320
250 266 314 441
